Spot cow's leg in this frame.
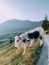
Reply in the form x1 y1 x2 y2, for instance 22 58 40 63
40 39 43 46
29 39 34 47
23 43 27 55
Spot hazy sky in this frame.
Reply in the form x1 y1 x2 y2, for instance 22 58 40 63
0 0 49 23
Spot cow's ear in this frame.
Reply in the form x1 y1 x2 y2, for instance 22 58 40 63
14 36 18 38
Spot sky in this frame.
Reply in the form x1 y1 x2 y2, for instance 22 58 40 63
0 0 49 23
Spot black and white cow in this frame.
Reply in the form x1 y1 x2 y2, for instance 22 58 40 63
14 27 45 55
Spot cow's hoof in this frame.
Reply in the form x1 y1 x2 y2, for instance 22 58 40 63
15 47 17 49
29 46 32 48
23 53 25 55
30 47 32 48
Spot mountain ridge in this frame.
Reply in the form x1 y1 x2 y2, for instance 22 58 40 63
0 19 42 35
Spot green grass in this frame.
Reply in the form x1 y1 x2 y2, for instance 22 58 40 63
0 43 14 57
0 40 42 65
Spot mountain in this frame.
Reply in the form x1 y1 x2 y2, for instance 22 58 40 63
0 19 41 35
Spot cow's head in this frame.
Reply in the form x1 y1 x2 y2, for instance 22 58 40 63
15 36 22 48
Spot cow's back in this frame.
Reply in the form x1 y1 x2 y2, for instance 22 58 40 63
28 31 39 39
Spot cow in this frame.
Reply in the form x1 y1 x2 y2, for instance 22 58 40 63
14 27 45 55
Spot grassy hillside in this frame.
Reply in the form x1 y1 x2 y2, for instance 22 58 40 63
0 39 41 65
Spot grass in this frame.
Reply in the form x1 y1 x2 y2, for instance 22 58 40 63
45 30 49 34
0 39 42 65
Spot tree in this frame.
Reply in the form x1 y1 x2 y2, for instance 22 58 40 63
42 15 49 30
45 14 48 20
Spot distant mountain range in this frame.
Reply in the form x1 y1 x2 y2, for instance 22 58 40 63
0 19 42 35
